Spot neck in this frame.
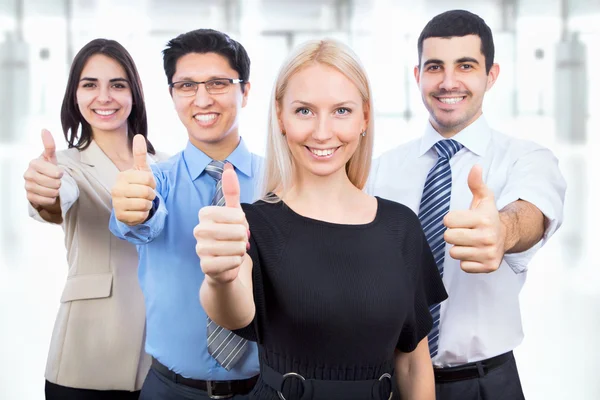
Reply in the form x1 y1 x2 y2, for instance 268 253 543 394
190 132 241 161
432 110 482 138
284 167 359 209
92 127 133 165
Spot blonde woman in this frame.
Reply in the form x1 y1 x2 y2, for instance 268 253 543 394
194 39 446 400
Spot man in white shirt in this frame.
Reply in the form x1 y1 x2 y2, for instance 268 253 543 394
369 10 566 400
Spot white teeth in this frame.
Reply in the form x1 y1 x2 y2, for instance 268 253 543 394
310 148 335 157
195 114 217 122
439 97 464 104
94 109 117 116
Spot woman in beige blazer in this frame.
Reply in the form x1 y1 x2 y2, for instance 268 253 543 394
23 39 168 400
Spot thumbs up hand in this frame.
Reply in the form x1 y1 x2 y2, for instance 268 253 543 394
111 134 157 226
443 165 505 273
24 129 64 208
194 164 250 285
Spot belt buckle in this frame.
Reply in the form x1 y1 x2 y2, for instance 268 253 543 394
277 372 306 400
206 380 233 399
379 373 393 400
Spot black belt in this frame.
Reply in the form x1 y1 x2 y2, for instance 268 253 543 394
261 363 393 400
151 357 258 399
434 351 514 383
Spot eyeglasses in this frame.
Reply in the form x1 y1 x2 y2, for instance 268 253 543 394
169 78 244 96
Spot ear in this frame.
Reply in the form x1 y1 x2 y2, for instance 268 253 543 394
241 81 251 108
362 102 370 133
413 65 421 86
486 63 500 92
275 102 285 133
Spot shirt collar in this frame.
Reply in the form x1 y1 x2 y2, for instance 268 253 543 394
418 115 491 157
183 137 254 181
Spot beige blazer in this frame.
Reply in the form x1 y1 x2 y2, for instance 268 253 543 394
29 141 168 391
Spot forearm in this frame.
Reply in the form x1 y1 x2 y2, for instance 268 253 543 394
500 200 545 254
395 339 435 400
200 256 255 330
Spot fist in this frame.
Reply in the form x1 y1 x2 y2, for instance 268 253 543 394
444 164 505 273
111 135 156 226
194 164 249 285
24 129 63 207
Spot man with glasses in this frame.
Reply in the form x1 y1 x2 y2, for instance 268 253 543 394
110 29 261 399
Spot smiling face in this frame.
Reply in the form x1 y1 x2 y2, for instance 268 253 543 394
415 35 499 137
170 52 249 155
76 53 133 136
278 62 368 181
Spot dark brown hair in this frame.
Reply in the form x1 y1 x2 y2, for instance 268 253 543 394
60 38 155 154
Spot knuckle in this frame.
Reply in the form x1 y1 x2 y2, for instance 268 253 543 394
233 255 244 267
237 241 247 255
480 216 492 227
193 223 208 239
198 207 211 221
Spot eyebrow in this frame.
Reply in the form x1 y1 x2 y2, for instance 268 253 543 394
173 76 229 82
291 100 359 107
423 57 480 67
79 77 129 83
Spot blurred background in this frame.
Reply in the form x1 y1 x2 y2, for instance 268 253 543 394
0 0 597 398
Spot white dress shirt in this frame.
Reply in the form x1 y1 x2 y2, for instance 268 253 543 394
367 115 566 367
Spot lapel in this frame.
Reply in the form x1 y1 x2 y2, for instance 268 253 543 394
79 141 120 195
79 140 158 195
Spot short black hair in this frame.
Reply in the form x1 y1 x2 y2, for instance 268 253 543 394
61 38 154 154
417 10 495 74
162 29 250 93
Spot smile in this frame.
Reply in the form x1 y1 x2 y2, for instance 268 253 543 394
194 113 219 127
307 146 339 158
93 109 117 116
194 113 218 122
436 96 466 105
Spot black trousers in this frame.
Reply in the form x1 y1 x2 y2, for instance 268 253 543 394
45 380 140 400
139 368 250 400
434 352 526 400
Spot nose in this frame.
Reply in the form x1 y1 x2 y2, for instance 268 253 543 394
193 85 215 108
97 86 112 103
312 116 333 142
439 70 459 92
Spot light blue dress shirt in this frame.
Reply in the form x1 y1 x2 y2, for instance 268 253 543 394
109 138 262 380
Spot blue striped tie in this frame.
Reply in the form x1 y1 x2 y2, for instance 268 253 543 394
204 160 248 370
418 139 463 358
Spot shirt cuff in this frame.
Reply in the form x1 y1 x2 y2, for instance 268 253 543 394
109 193 168 245
27 172 79 223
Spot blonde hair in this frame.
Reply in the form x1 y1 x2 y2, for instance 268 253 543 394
261 38 375 202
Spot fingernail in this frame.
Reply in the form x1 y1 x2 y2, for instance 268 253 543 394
246 241 250 251
247 229 251 239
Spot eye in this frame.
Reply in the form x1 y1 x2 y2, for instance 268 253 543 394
81 82 96 88
427 65 441 72
295 107 312 116
112 83 128 89
335 107 351 115
460 64 474 70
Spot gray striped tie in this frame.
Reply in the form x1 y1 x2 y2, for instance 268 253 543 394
205 160 249 370
418 139 463 358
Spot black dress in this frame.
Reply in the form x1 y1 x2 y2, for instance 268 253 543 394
236 197 447 400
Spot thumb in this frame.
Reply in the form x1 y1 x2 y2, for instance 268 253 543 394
222 163 241 209
132 134 150 172
41 129 57 165
467 164 494 209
